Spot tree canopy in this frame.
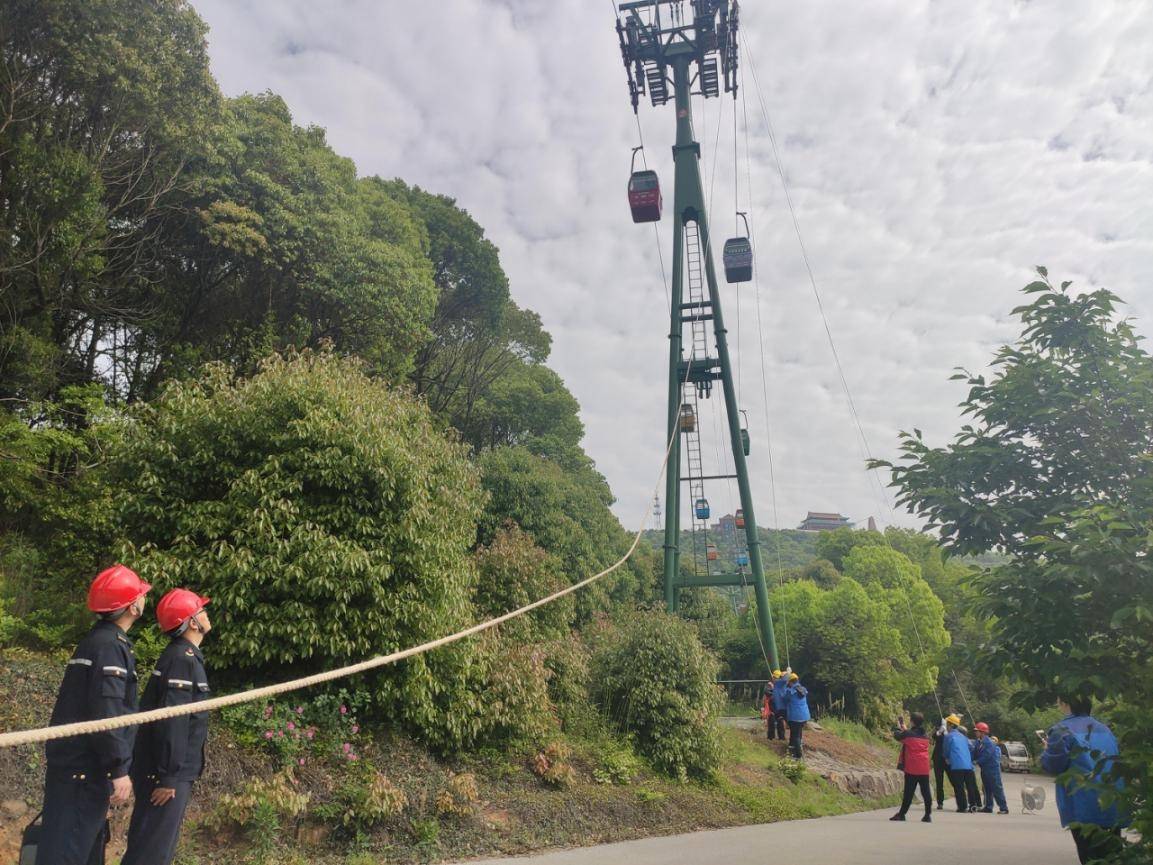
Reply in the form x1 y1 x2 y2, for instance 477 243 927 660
880 272 1153 859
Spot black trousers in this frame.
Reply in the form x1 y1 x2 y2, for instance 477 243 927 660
36 772 110 865
121 776 195 865
933 760 946 808
1071 827 1123 864
788 721 806 758
965 769 983 809
773 713 787 740
897 774 932 817
948 769 980 811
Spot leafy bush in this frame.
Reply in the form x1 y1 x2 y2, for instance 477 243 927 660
593 745 640 785
473 523 574 643
531 741 575 788
435 772 480 816
469 636 557 745
591 611 725 780
333 767 408 830
541 636 591 731
222 691 366 768
105 352 491 749
776 758 807 782
205 772 310 862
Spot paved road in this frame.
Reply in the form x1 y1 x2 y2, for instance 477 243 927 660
458 773 1076 865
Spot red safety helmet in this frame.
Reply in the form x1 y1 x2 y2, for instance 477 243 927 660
87 564 152 613
156 588 211 634
975 722 990 734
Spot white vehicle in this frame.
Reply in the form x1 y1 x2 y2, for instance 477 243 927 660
999 740 1031 772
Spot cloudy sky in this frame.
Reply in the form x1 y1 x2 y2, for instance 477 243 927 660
191 0 1153 532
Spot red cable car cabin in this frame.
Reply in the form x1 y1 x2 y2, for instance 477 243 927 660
628 170 662 223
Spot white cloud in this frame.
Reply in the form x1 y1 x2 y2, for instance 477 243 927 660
190 0 1153 533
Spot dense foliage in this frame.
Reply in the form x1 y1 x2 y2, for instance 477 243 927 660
110 352 481 671
880 273 1153 860
0 0 651 761
591 612 725 780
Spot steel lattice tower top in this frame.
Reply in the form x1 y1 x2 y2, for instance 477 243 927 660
615 0 781 668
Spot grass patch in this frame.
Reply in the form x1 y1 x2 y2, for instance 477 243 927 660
819 717 896 750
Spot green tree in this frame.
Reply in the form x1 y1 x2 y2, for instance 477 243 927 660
144 96 436 392
814 526 885 571
478 446 642 619
879 273 1153 859
104 352 498 749
0 0 220 404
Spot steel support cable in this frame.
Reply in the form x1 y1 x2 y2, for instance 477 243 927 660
744 45 952 715
0 352 703 752
738 58 790 670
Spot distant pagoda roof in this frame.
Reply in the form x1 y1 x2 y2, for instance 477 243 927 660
798 511 853 531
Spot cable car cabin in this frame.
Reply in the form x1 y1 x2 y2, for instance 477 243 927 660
694 498 710 521
735 509 745 529
736 552 749 567
678 404 696 433
740 427 750 456
723 237 753 283
628 170 662 223
706 544 719 562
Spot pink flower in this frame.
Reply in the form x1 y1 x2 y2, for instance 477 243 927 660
263 706 273 718
264 731 273 739
351 725 359 735
349 754 359 762
339 705 348 715
295 706 304 715
305 730 315 740
298 758 306 766
287 722 295 731
278 730 285 738
342 742 351 753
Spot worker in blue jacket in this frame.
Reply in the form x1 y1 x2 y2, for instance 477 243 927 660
942 714 981 812
1041 695 1127 865
972 722 1008 814
784 673 810 759
770 669 789 740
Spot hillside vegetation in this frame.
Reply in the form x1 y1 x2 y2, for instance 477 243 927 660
2 1 1148 863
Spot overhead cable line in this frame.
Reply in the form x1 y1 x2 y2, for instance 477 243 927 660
744 40 951 716
738 54 790 670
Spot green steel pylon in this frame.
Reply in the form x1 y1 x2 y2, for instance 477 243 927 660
617 0 780 669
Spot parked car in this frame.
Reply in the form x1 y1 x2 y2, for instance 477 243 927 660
999 740 1031 772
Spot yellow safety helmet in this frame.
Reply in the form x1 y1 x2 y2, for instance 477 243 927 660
945 714 962 726
772 670 783 679
789 673 800 683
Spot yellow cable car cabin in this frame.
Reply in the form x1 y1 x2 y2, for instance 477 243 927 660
678 404 696 433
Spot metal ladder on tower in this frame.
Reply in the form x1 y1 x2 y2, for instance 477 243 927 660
682 219 712 577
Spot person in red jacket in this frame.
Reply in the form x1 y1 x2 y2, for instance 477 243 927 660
890 711 933 823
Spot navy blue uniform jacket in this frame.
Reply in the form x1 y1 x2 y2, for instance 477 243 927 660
45 620 139 778
131 638 210 786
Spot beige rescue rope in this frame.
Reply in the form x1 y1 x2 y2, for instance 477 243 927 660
0 351 696 749
0 539 642 748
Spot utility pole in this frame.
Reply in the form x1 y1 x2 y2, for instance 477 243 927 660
617 0 780 668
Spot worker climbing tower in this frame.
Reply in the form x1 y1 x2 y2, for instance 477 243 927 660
616 0 780 667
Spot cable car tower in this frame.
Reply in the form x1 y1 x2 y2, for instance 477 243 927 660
616 0 780 667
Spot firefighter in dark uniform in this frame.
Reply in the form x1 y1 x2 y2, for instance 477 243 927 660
121 589 212 865
37 564 152 865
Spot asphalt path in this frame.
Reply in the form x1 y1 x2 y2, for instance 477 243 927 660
458 773 1077 865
